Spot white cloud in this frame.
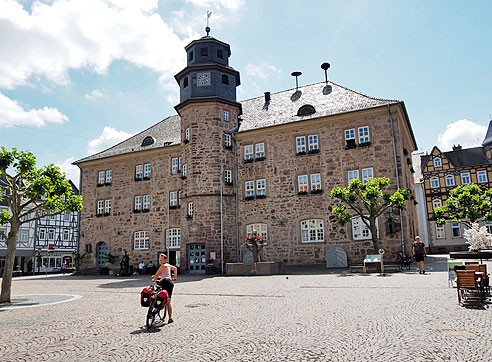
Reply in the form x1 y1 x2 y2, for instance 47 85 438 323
87 126 133 155
84 89 103 100
437 119 487 151
245 63 281 80
0 91 69 127
55 157 80 188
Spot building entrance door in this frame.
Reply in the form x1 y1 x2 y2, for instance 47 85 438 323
96 242 107 266
187 244 206 274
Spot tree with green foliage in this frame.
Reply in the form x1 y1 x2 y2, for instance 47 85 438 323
0 147 83 303
330 177 413 251
432 184 492 225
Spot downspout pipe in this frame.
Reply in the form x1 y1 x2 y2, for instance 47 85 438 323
229 126 240 262
387 104 405 253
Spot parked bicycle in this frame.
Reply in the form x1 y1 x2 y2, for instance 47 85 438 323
141 279 169 329
394 251 412 270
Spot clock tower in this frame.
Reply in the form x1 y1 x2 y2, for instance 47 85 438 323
173 29 241 273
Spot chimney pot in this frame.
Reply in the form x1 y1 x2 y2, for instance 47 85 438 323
264 92 271 103
452 144 462 151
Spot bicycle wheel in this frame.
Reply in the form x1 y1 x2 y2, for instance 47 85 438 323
146 300 156 329
159 304 167 321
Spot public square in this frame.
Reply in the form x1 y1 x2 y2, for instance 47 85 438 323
1 256 491 361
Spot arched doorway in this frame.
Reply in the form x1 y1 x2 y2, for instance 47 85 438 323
326 246 348 268
96 242 107 267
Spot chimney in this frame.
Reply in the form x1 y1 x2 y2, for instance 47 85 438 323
264 92 271 103
452 144 462 151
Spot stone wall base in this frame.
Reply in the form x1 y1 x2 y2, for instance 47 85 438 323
226 262 285 276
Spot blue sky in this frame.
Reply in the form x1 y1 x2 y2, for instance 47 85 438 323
0 0 491 185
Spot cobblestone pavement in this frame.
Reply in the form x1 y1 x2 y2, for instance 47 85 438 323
1 256 491 361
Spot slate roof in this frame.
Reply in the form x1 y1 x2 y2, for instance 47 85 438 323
239 81 400 132
421 146 491 172
482 120 492 148
74 81 410 164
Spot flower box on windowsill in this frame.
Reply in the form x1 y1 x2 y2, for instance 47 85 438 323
105 182 112 186
169 205 178 210
142 208 150 213
181 175 187 180
143 176 151 180
225 145 233 150
186 214 193 219
359 142 371 148
135 177 143 181
104 212 111 216
298 191 308 196
133 209 142 213
308 149 320 154
255 156 265 162
183 139 190 144
244 195 255 201
256 194 267 199
96 183 104 187
296 151 306 156
311 189 323 195
96 213 103 217
225 181 233 186
244 158 254 164
344 142 357 150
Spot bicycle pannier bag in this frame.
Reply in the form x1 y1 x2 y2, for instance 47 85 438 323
156 290 168 310
141 286 153 307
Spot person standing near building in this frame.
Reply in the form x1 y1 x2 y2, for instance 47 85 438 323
62 261 68 275
413 236 427 274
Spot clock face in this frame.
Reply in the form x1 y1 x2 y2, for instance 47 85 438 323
197 72 211 86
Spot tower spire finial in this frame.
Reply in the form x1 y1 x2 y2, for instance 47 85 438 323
205 11 212 36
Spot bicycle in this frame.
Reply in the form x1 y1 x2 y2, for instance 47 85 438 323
142 280 169 329
394 251 412 270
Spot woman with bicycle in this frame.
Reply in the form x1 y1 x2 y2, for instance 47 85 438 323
152 254 177 323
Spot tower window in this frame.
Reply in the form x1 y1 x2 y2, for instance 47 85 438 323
188 51 193 61
200 47 208 57
222 74 229 85
217 49 223 59
183 77 188 88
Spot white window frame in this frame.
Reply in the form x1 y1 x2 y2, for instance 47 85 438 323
224 134 232 148
224 170 232 184
451 222 461 238
477 170 487 183
167 228 181 249
178 191 182 206
432 199 442 210
436 225 445 239
246 224 268 244
255 143 265 159
430 177 440 188
223 111 229 122
185 128 190 141
171 158 179 174
296 136 306 154
445 175 455 187
48 229 55 241
144 163 151 179
301 219 324 243
98 171 105 185
298 175 308 193
310 173 321 191
433 158 442 167
308 134 319 151
352 217 379 240
345 129 355 144
19 230 29 242
460 172 471 185
358 126 370 143
143 195 150 210
244 145 253 160
64 212 70 220
188 202 194 217
348 170 359 184
135 165 143 179
97 200 104 215
256 179 266 196
134 196 142 210
63 230 69 241
134 231 150 250
245 181 255 197
182 164 188 177
105 170 112 184
169 191 177 207
39 228 46 240
486 222 492 235
104 199 111 214
362 168 373 185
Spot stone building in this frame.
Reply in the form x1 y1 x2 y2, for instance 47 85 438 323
74 31 418 274
420 122 492 253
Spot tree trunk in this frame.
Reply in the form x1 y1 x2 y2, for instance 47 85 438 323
369 220 379 252
0 228 19 304
252 241 258 263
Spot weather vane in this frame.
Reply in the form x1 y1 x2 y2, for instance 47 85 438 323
206 11 212 36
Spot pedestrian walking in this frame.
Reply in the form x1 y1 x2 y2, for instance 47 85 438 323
62 261 68 275
412 236 427 274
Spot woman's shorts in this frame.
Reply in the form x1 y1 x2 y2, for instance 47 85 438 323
159 278 174 298
415 254 425 262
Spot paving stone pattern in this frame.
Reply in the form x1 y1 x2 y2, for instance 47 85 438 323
0 256 491 361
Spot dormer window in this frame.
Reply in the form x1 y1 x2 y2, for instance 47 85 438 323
188 51 193 61
222 74 229 85
433 157 442 167
183 77 188 88
200 47 208 57
141 136 155 147
297 105 316 116
217 49 223 59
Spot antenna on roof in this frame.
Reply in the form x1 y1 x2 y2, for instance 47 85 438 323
291 71 302 91
321 62 330 84
205 11 212 36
